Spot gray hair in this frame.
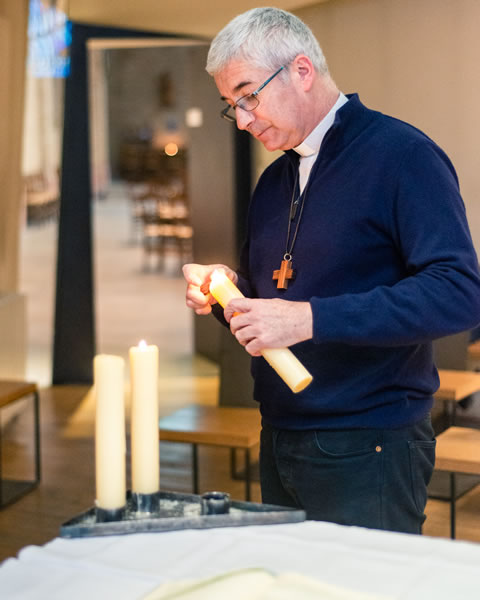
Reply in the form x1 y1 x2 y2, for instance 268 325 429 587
206 7 328 77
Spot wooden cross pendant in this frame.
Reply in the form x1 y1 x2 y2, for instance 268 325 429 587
273 259 295 289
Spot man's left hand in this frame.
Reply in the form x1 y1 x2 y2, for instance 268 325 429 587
224 298 313 356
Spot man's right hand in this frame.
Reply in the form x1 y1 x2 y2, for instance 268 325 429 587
182 263 238 315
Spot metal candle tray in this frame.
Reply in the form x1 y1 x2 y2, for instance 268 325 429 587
60 490 306 538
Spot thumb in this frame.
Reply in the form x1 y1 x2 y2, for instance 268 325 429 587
224 298 251 322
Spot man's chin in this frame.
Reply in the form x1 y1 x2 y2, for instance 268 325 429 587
257 135 281 152
261 140 288 152
250 128 288 152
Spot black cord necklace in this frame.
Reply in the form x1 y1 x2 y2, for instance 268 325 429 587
273 168 311 289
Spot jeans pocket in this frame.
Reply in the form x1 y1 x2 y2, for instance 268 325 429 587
408 439 436 514
313 429 382 458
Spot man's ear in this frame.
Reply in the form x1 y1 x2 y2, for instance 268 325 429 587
291 54 315 91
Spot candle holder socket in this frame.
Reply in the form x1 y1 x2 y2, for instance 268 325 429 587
95 505 126 523
131 490 161 514
201 491 231 515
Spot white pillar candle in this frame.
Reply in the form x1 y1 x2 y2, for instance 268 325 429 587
209 269 313 394
94 354 126 510
129 340 160 494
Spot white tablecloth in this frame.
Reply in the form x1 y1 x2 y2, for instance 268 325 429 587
1 521 479 599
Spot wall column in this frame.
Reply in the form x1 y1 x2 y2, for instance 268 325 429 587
0 0 29 379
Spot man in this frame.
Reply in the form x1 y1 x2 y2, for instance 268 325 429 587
183 7 480 533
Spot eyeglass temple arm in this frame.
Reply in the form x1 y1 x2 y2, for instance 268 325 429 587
252 65 285 97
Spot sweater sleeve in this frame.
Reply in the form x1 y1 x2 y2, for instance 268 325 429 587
235 236 254 298
210 236 254 327
311 139 480 346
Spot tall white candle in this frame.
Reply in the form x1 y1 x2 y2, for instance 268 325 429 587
129 340 160 494
209 269 313 393
94 354 126 510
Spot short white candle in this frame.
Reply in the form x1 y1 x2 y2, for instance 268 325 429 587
129 340 160 494
209 269 313 393
94 354 126 510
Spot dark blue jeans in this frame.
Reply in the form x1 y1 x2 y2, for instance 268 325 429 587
259 416 436 534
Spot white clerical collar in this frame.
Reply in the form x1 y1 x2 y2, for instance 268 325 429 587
293 92 349 157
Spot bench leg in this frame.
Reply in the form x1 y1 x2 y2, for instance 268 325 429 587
0 419 3 506
34 390 41 483
192 443 199 494
0 390 41 507
230 447 237 479
230 448 253 501
245 448 251 502
450 472 456 539
451 400 457 427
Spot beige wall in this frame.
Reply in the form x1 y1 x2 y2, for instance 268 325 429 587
0 0 28 379
67 0 323 38
296 0 480 249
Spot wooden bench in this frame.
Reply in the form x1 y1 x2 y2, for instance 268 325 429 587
429 370 480 504
435 369 480 425
434 426 480 538
0 381 41 507
468 340 480 361
435 369 480 403
159 405 261 500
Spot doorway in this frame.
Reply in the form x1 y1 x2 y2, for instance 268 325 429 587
88 38 218 396
52 23 242 388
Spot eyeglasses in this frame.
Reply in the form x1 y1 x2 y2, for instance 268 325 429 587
220 66 285 123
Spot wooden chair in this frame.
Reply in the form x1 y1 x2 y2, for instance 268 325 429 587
434 426 480 538
23 173 59 225
142 192 192 270
119 142 146 182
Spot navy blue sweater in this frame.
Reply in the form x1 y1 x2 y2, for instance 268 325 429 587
234 94 480 430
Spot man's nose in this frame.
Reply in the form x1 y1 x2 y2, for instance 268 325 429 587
235 108 255 130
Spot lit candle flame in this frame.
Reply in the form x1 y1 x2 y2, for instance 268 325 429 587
138 340 148 350
210 269 225 286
